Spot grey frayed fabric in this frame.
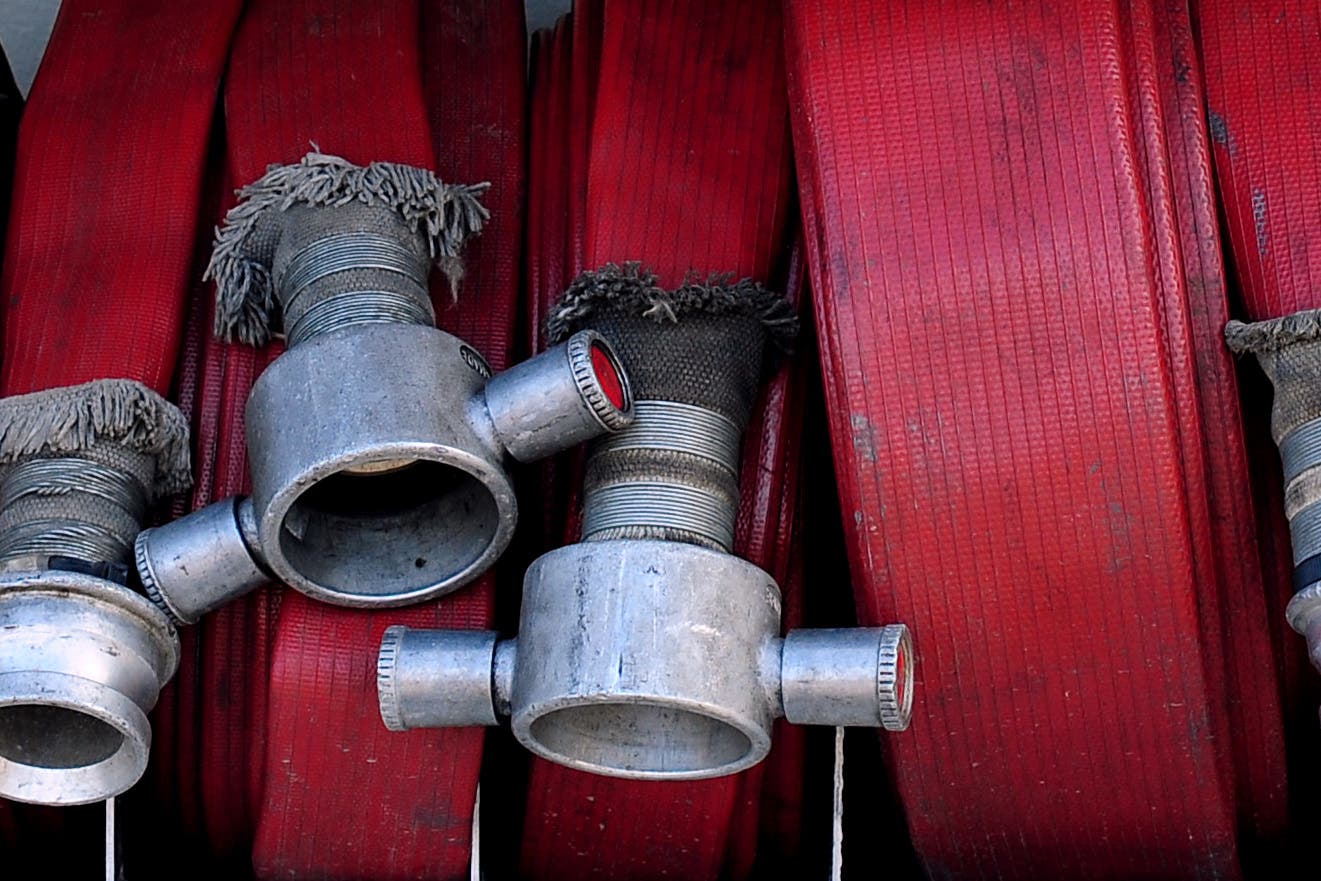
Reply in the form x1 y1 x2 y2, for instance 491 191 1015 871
546 262 798 354
0 379 190 499
1226 313 1321 444
1228 311 1321 558
553 264 797 549
0 379 192 565
1226 309 1321 356
207 151 490 346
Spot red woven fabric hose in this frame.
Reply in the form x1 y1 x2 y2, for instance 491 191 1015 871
160 1 524 876
0 0 240 396
0 0 239 857
519 2 806 877
784 0 1286 877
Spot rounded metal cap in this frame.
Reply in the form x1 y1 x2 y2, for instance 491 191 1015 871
134 497 268 625
377 626 502 730
483 330 634 463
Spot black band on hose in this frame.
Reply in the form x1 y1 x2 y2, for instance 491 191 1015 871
1294 553 1321 594
47 555 131 587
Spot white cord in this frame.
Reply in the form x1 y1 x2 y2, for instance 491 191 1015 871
105 797 116 881
832 726 844 881
469 785 482 881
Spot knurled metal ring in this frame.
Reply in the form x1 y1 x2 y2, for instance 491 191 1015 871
566 330 633 431
134 529 185 627
876 624 914 732
377 625 407 731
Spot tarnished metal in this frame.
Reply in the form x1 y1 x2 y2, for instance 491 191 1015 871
245 322 515 607
377 627 501 730
1287 583 1321 676
0 457 145 564
1279 415 1321 486
276 231 429 318
592 400 740 471
378 539 915 780
0 568 178 805
285 289 435 347
135 496 268 625
581 482 735 551
1292 500 1321 564
133 326 632 611
781 627 912 730
484 329 633 461
581 400 740 551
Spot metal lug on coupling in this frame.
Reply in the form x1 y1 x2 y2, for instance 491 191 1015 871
134 496 268 625
779 626 913 731
0 568 178 805
482 330 633 463
376 539 914 780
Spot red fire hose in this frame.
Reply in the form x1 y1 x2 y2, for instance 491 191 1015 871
518 2 808 878
783 0 1288 877
160 1 524 877
0 0 241 864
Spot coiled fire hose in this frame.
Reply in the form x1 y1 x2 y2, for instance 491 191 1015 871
783 0 1289 878
142 2 535 876
464 3 823 878
0 0 242 811
521 3 812 878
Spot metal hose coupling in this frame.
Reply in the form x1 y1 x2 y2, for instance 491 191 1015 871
0 379 186 804
377 265 915 780
1229 313 1321 710
133 153 634 618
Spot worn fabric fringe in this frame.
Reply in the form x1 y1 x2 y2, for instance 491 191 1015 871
1226 310 1321 354
546 262 799 352
206 151 491 345
0 379 191 498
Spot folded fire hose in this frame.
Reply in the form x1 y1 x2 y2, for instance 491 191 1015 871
519 4 816 878
484 3 893 878
0 0 242 809
783 0 1289 877
2 0 1305 877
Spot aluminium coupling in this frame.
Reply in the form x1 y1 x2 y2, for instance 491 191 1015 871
377 539 913 780
135 327 632 618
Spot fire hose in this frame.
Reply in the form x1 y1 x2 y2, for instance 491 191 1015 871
1200 1 1321 740
783 0 1289 877
0 0 242 812
155 2 541 876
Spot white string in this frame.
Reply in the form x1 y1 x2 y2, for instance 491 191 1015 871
469 785 482 881
832 726 845 881
105 797 116 881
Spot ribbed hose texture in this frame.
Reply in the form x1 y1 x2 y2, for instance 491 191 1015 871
0 0 240 865
0 0 239 397
784 1 1288 878
0 48 18 256
518 2 807 878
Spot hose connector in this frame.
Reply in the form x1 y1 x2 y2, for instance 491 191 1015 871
135 154 633 615
1227 314 1321 695
0 380 186 804
378 541 913 779
376 266 912 779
